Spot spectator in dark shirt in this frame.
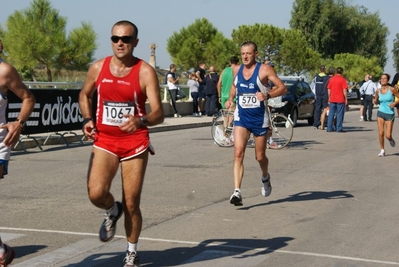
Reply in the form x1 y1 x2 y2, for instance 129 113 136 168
196 63 207 115
204 66 219 116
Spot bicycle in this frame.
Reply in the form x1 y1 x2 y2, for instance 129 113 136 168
211 108 293 149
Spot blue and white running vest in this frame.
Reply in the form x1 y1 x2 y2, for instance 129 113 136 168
234 62 270 133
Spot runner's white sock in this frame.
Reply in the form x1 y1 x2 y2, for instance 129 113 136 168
127 242 138 253
262 174 270 182
0 243 5 255
106 202 119 217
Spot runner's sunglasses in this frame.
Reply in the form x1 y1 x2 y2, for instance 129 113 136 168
111 35 134 44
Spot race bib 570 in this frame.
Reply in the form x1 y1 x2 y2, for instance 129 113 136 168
239 93 260 108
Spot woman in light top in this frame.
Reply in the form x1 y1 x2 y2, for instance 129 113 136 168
187 72 200 116
373 73 399 157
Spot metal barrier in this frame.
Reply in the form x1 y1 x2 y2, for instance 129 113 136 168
24 82 192 102
24 81 84 89
161 84 192 102
11 82 193 151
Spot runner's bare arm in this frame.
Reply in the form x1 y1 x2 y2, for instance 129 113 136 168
79 59 103 138
79 60 103 119
0 62 35 147
390 87 399 107
140 62 164 126
260 64 286 99
217 69 224 99
3 64 35 122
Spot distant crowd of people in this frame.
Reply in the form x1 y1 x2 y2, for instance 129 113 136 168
167 62 223 118
311 64 399 157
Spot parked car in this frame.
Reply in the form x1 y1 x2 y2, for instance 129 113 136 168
348 81 362 100
269 76 315 127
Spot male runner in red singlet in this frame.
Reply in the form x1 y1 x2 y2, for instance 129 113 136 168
79 21 164 267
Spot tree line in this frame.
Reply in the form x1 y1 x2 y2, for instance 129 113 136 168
0 0 96 82
168 0 392 82
0 0 397 82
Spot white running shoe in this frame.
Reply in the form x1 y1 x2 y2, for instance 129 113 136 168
378 150 385 157
124 251 140 267
99 201 123 242
389 139 396 147
230 190 243 206
261 173 272 197
0 243 15 266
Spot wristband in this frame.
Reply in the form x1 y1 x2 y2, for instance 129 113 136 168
139 116 148 127
16 118 26 127
82 118 93 127
16 118 27 131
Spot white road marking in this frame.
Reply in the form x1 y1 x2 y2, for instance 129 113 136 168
2 227 399 265
180 249 268 266
0 233 25 242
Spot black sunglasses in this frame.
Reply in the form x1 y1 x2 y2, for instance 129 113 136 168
111 35 134 44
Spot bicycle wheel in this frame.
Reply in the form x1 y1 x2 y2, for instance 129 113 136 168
267 113 293 149
211 110 234 147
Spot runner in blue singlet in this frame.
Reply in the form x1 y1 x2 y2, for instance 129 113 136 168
224 41 287 206
234 62 270 136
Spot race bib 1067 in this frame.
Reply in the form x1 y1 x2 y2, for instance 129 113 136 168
102 101 134 126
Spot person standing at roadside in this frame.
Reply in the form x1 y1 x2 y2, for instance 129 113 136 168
187 72 200 116
166 64 181 118
196 63 206 115
319 67 335 130
359 74 377 121
312 65 328 129
217 56 239 109
79 20 164 267
224 41 287 206
327 67 348 132
390 72 399 117
204 65 219 116
373 73 399 157
0 41 36 267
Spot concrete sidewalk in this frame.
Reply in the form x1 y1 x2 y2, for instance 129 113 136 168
13 114 214 151
13 104 365 151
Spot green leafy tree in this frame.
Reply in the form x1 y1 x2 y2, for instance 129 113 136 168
392 33 399 72
280 29 322 75
166 18 236 72
231 23 284 66
1 0 96 81
323 53 382 82
58 22 97 71
290 0 388 68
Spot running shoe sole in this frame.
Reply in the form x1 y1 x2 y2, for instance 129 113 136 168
261 174 272 197
0 244 15 266
99 201 123 242
230 192 243 206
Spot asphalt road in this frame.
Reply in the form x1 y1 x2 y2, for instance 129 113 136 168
1 108 399 266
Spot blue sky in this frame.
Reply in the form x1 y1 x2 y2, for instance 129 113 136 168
1 0 397 74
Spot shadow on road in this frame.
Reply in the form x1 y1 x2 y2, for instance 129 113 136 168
238 190 354 211
63 237 294 266
14 245 47 260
